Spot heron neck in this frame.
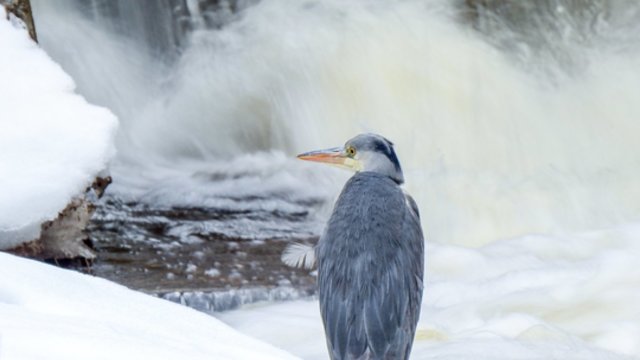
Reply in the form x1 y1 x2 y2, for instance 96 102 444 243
356 170 404 185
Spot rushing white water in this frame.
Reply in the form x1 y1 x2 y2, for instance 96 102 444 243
28 1 640 357
31 0 640 246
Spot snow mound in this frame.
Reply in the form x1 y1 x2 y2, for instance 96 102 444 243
0 9 118 248
0 252 298 360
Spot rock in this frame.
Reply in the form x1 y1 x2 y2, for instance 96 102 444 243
8 176 112 261
1 0 36 42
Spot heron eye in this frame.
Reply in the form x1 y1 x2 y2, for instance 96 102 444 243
346 146 356 157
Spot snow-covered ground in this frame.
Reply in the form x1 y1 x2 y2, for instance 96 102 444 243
0 9 118 248
218 222 640 359
0 252 297 360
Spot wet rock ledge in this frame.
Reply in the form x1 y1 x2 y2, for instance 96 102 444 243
84 195 322 312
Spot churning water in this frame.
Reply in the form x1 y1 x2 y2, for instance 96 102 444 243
28 1 640 357
31 0 640 246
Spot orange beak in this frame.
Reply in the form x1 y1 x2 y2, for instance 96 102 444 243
297 147 346 165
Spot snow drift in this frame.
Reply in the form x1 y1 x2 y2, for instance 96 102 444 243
0 8 118 248
0 252 297 360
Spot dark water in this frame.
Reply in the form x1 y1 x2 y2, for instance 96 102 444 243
85 195 322 312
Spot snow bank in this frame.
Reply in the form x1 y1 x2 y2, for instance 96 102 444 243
218 222 640 359
0 252 298 360
0 9 118 248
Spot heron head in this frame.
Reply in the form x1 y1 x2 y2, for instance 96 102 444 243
297 133 404 184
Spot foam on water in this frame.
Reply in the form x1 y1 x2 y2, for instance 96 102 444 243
218 222 640 358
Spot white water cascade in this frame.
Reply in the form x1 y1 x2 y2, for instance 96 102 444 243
31 0 640 246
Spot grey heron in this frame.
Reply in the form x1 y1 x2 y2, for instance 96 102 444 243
284 133 424 360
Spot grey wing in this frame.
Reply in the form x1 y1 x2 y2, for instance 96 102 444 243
318 186 424 360
395 193 424 357
404 191 420 220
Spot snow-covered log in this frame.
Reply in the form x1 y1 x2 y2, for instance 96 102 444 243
0 7 118 250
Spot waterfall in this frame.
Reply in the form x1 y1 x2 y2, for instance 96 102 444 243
30 0 640 246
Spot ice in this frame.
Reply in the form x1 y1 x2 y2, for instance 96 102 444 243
205 268 221 277
0 252 297 360
161 286 309 313
0 9 118 248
